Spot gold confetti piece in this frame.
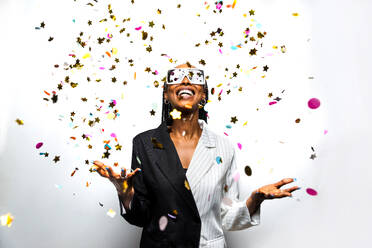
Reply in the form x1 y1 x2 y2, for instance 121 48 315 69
216 83 223 87
122 180 128 193
107 113 115 119
243 121 248 126
232 0 236 8
121 93 124 99
112 47 118 54
273 45 278 49
170 108 182 119
184 104 192 109
82 53 90 59
292 13 299 16
1 213 14 227
107 209 116 218
151 137 164 149
134 72 136 80
15 119 24 125
172 209 178 215
184 179 190 190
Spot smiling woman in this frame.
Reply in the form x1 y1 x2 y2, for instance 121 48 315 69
93 62 299 248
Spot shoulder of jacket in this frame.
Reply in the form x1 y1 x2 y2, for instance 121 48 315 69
133 127 157 144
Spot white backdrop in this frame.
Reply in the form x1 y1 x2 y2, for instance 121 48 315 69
0 0 371 247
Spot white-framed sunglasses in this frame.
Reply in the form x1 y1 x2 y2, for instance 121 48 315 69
166 68 205 85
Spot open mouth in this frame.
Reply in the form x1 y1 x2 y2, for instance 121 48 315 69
176 88 195 97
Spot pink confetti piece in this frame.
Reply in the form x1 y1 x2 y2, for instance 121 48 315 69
216 3 222 9
306 188 318 196
135 26 142 30
245 30 250 35
218 89 223 95
85 134 92 137
237 143 242 150
107 33 113 39
233 171 240 182
223 132 229 136
269 101 277 105
265 53 274 56
155 70 158 75
110 133 117 138
219 49 222 54
112 100 117 105
104 111 110 114
68 54 75 57
308 98 320 109
99 67 105 70
324 130 328 135
36 142 43 149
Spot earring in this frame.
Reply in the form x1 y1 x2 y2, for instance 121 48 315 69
200 98 206 106
164 99 169 104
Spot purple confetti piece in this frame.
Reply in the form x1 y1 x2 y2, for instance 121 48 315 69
308 98 320 109
306 188 318 196
237 143 242 150
36 142 43 149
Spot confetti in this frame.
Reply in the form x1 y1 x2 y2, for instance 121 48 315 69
237 143 242 150
216 156 222 164
233 171 240 182
308 98 320 109
184 179 190 190
324 130 328 135
106 209 116 218
159 216 168 231
306 188 317 196
244 165 252 176
170 108 182 119
15 119 24 125
151 137 164 149
0 213 14 227
36 142 43 149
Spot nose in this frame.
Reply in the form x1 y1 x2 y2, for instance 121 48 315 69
181 76 191 84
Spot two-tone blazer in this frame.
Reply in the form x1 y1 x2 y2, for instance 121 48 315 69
118 119 261 248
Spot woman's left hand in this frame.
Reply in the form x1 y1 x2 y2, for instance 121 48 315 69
254 178 300 201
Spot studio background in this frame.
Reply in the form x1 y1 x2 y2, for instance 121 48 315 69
0 0 371 247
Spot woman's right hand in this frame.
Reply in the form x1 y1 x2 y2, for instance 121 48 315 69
92 160 141 207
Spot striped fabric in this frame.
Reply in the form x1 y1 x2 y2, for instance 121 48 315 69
122 119 261 248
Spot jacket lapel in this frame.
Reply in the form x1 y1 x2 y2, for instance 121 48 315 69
151 120 215 218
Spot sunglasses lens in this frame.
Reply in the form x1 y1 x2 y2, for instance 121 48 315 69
167 69 205 85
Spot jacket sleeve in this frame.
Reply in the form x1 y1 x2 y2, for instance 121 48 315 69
220 143 261 231
118 136 152 227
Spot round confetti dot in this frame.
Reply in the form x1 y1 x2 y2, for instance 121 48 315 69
36 142 43 149
308 98 320 109
222 197 233 206
306 188 317 196
295 118 301 123
244 165 252 176
159 216 168 231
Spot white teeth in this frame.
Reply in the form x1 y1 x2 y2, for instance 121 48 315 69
178 89 194 96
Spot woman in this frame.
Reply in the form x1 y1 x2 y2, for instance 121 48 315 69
93 63 299 248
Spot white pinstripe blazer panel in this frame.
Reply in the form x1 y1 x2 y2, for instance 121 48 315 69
186 119 261 248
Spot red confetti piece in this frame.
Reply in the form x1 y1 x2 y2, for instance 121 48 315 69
269 101 277 105
223 132 229 136
70 137 76 140
105 51 111 57
44 90 50 96
135 26 142 30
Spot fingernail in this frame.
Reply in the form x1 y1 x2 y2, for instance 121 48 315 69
297 187 301 190
138 168 142 171
293 178 297 181
105 167 109 171
92 169 97 172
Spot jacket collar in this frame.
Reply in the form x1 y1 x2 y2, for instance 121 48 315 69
151 119 215 218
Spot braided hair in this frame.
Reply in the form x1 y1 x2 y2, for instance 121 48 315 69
161 81 209 126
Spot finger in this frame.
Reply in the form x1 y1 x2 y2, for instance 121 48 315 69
283 186 301 193
126 168 141 178
106 166 121 180
96 167 109 178
274 178 295 189
121 168 127 178
93 161 107 171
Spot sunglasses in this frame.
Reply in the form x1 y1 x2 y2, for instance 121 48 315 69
166 68 205 85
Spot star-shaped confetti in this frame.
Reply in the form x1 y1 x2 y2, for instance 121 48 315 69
230 116 238 124
170 108 182 119
53 156 60 163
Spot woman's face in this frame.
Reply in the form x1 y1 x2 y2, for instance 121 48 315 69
164 64 206 113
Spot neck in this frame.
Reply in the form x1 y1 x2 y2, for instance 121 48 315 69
169 110 202 140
